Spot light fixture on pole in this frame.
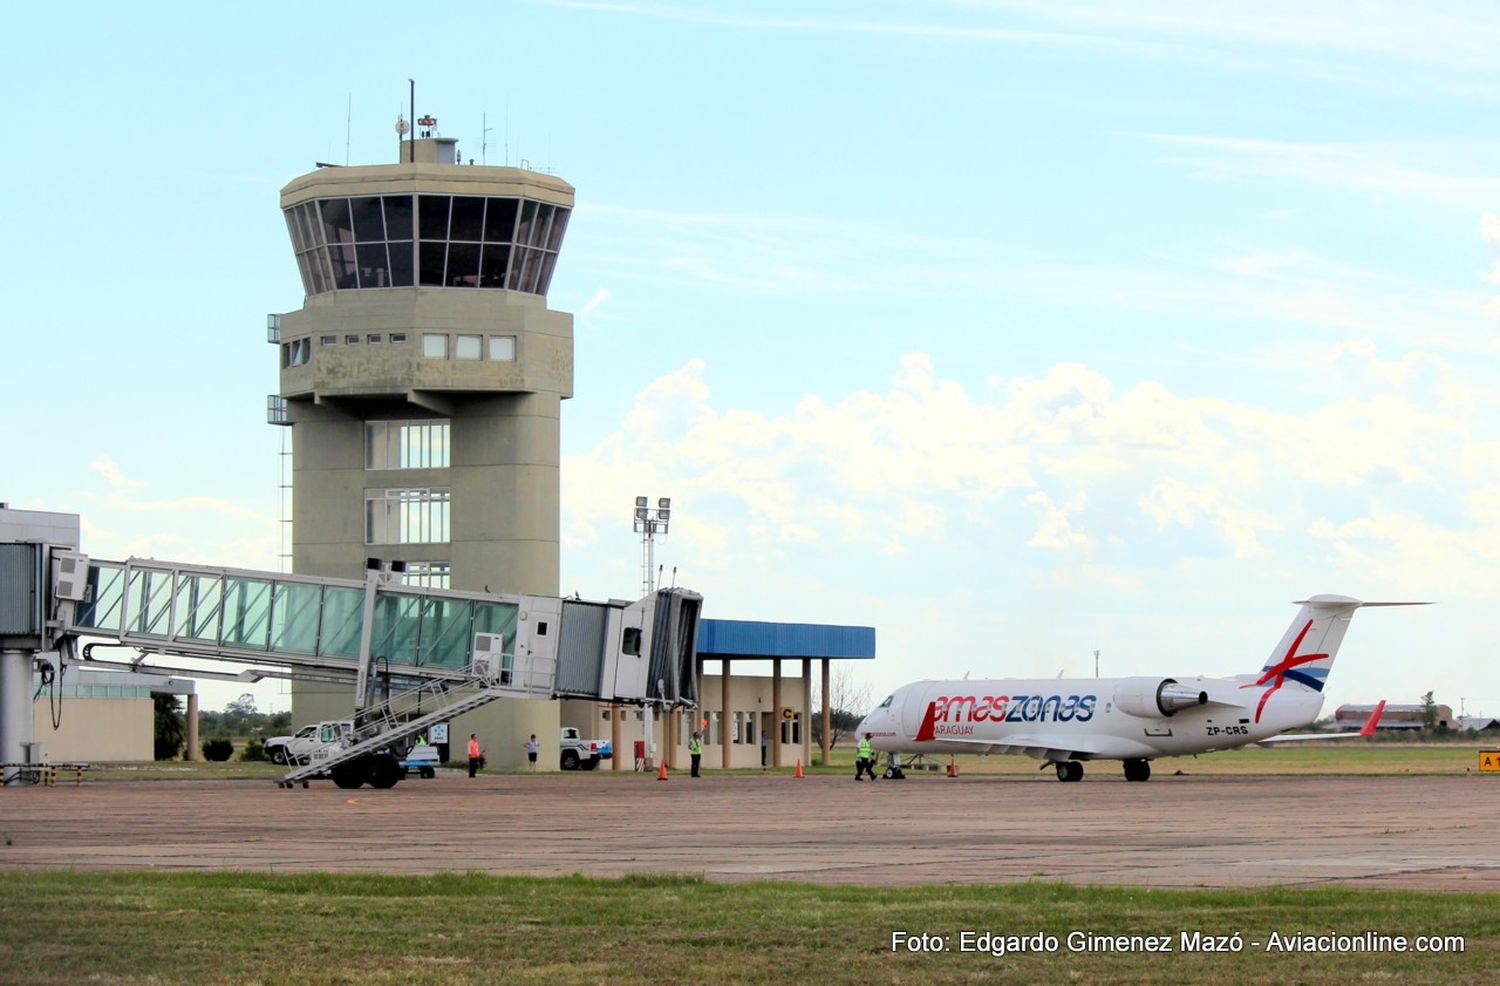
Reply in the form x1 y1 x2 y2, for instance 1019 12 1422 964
632 495 672 595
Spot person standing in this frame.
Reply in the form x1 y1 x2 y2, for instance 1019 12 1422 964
760 729 768 770
467 733 482 778
856 732 877 781
525 733 539 772
688 731 703 778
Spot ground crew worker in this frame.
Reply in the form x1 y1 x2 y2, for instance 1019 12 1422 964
688 731 703 777
856 733 877 781
467 733 482 778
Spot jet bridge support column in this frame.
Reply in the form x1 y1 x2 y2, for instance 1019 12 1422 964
1 649 32 785
185 694 199 762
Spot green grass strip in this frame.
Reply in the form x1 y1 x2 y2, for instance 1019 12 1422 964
0 871 1495 984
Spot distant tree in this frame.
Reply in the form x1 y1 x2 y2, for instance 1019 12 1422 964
154 694 185 760
1421 691 1439 732
813 666 874 750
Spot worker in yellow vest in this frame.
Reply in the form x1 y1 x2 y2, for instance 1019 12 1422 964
688 732 703 777
856 733 877 782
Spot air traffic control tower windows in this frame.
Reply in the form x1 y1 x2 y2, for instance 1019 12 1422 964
366 421 450 470
365 488 450 545
284 194 568 298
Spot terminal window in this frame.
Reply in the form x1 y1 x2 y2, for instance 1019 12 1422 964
421 334 448 358
365 488 451 545
366 420 450 470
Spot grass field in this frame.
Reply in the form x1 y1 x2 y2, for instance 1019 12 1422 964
0 872 1494 984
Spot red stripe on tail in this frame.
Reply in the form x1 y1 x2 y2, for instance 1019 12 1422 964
914 702 938 742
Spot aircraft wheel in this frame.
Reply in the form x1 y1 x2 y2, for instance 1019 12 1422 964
367 753 404 789
1054 761 1084 782
1123 759 1151 782
331 759 367 790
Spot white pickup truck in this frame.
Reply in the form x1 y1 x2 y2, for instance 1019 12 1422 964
265 720 352 766
559 727 613 771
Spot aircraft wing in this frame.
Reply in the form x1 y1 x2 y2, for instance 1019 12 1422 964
1259 699 1386 744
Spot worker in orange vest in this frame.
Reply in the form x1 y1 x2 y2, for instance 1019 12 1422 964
467 733 483 778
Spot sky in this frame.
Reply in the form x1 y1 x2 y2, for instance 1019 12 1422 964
4 1 1500 718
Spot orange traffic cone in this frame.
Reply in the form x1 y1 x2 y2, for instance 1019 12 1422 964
947 757 958 778
794 760 804 778
657 761 668 781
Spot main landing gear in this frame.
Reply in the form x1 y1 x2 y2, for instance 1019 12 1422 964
1052 760 1084 782
1123 758 1152 783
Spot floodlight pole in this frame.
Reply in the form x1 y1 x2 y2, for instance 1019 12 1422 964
632 495 672 597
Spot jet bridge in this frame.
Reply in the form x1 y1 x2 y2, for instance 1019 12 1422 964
4 542 702 787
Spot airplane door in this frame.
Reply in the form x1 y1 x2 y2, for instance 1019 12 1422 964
901 685 932 736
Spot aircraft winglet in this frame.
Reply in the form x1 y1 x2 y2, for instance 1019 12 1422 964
1358 699 1387 737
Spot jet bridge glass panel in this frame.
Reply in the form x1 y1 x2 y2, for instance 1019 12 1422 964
69 562 525 676
367 589 518 670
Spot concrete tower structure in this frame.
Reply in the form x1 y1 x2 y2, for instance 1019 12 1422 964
272 132 573 767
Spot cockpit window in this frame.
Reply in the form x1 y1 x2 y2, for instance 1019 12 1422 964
879 695 894 709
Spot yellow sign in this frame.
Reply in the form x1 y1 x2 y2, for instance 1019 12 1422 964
1480 751 1500 772
782 707 795 721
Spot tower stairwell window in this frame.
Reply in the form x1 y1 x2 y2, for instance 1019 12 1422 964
365 488 451 544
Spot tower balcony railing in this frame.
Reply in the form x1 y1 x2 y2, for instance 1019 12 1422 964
267 395 289 426
266 313 282 344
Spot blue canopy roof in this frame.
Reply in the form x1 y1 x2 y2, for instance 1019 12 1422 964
696 618 875 661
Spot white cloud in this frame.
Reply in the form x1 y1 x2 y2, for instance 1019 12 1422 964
564 341 1491 588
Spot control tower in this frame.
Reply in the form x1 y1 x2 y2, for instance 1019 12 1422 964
272 125 573 766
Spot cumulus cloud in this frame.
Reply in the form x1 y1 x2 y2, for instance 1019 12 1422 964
563 341 1491 595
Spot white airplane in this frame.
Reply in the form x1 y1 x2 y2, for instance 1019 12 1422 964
856 595 1420 782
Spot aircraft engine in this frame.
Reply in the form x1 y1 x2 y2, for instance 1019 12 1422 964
1113 677 1208 718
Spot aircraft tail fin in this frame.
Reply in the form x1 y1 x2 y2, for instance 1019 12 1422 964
1252 596 1429 694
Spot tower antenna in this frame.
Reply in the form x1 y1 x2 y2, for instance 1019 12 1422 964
482 112 494 165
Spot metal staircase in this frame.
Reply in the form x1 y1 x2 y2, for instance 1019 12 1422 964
277 650 558 787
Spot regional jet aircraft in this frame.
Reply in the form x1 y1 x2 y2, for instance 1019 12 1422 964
856 595 1418 782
